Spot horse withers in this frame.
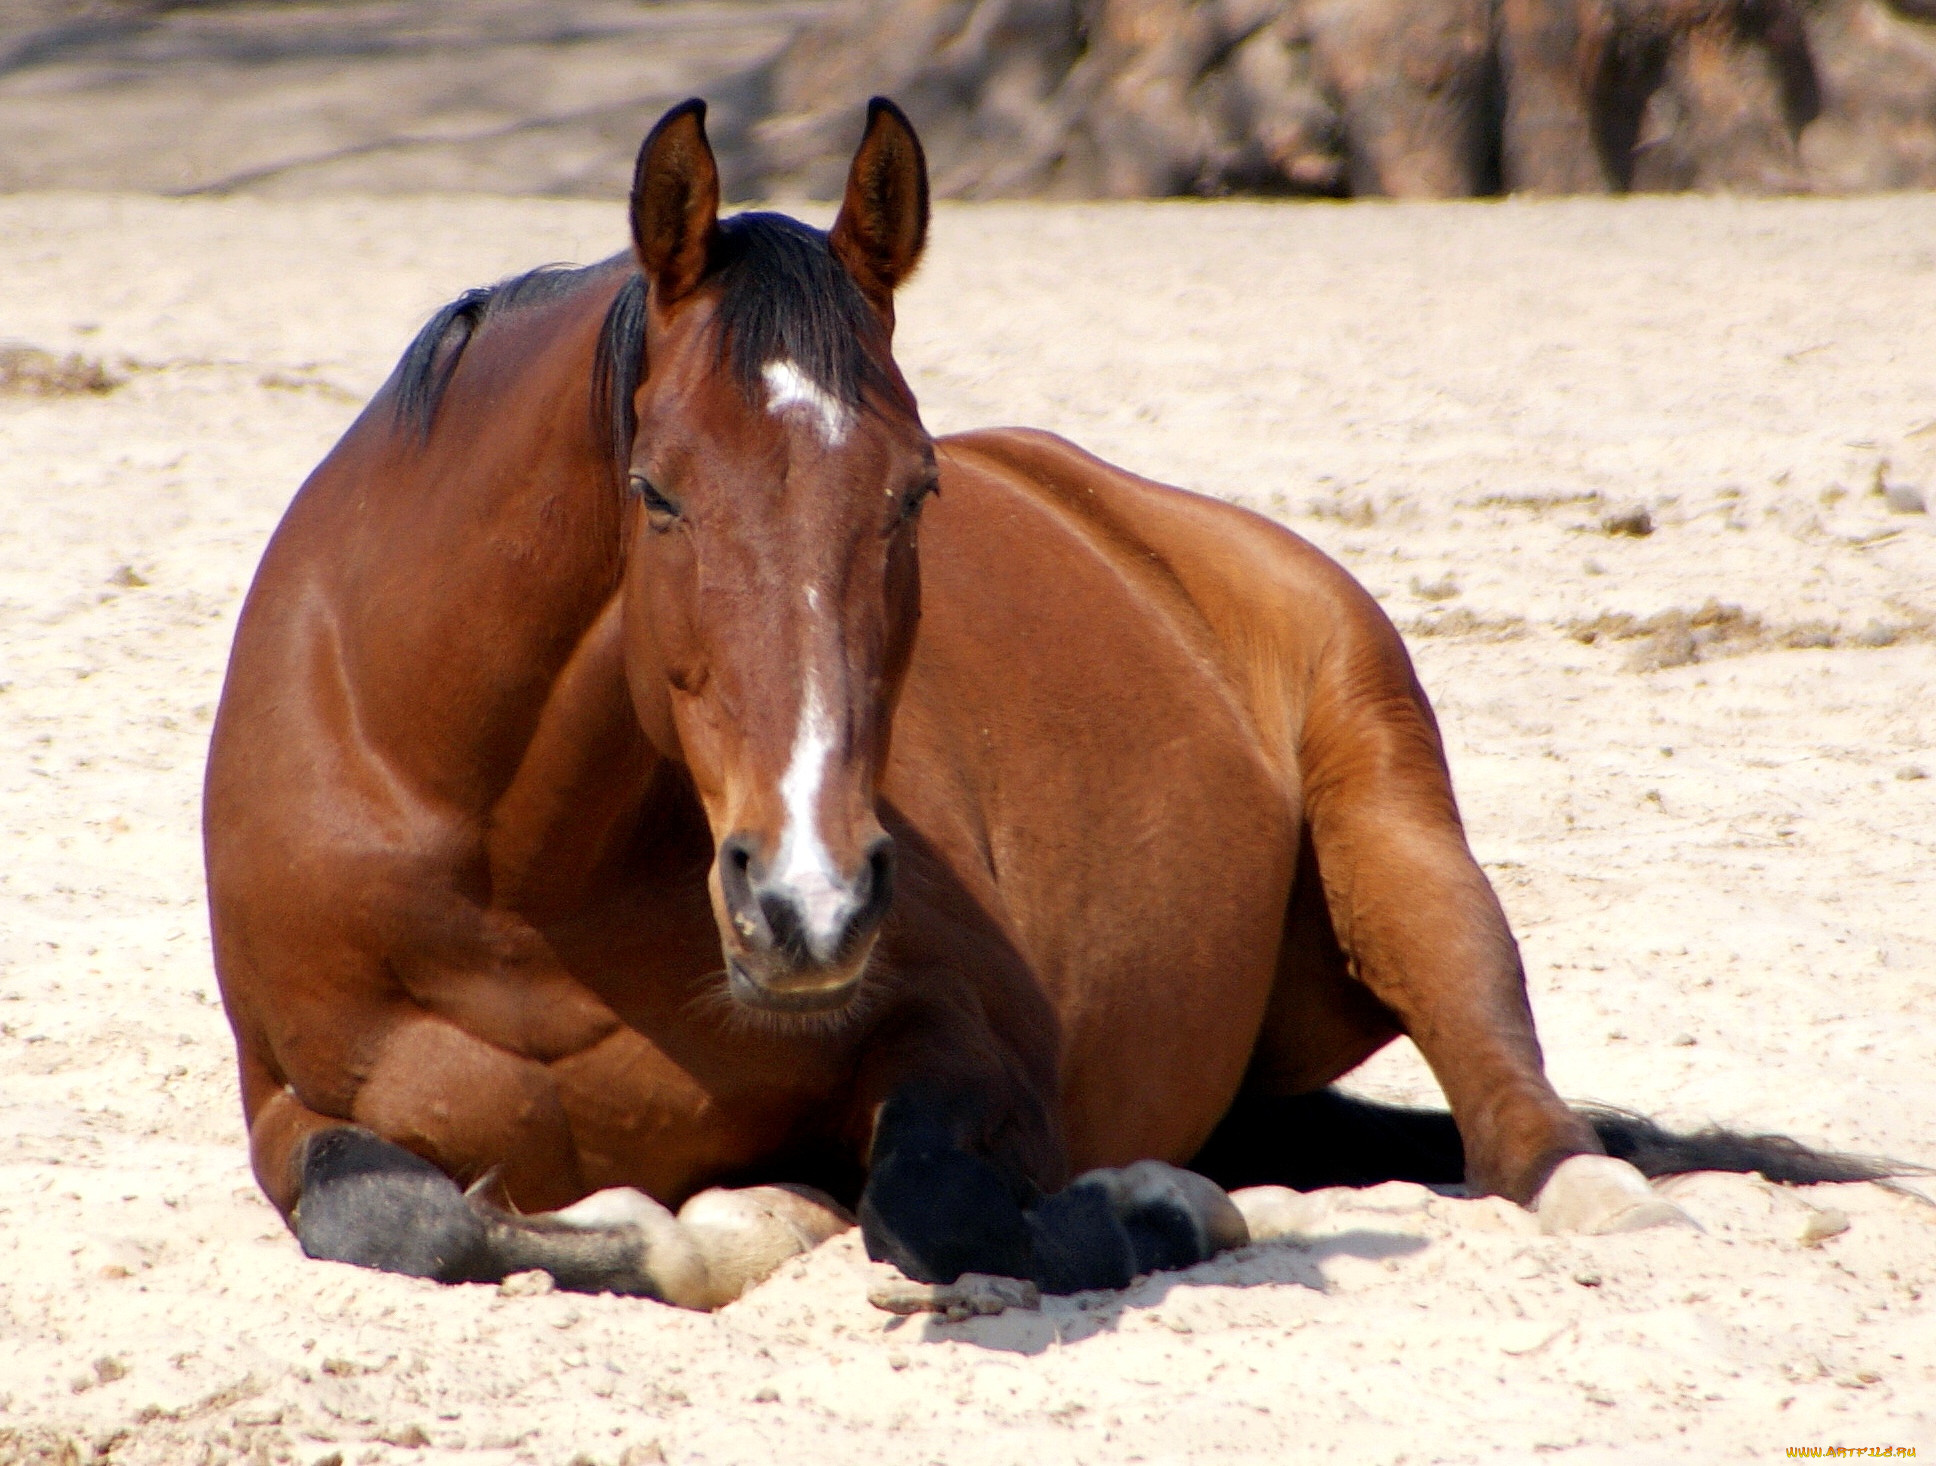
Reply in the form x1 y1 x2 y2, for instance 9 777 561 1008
203 98 1894 1307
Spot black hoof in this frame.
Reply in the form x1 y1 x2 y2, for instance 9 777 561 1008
1025 1182 1137 1294
859 1144 1033 1285
295 1127 488 1282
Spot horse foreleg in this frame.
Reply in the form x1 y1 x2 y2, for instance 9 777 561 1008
267 1116 855 1306
248 1020 852 1306
859 1090 1248 1294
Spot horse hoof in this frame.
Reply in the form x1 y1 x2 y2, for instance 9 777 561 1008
549 1187 714 1308
677 1184 855 1308
1072 1160 1251 1268
1533 1155 1701 1235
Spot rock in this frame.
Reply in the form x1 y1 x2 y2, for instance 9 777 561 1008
1230 1184 1332 1242
1797 1206 1851 1246
497 1269 555 1297
1601 506 1655 537
746 0 1910 198
867 1269 1042 1318
1882 482 1927 513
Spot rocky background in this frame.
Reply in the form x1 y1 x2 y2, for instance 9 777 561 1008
2 0 1933 199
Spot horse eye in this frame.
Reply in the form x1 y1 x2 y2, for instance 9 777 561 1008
630 474 680 523
899 478 938 524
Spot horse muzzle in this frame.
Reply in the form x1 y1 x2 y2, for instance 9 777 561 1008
716 829 894 1013
725 949 873 1013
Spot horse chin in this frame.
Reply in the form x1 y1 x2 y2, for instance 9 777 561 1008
725 950 871 1016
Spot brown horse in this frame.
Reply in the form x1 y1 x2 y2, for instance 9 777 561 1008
204 98 1890 1307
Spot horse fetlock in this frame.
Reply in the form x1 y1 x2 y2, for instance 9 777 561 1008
1029 1161 1250 1294
294 1126 489 1282
1532 1154 1701 1235
544 1187 713 1307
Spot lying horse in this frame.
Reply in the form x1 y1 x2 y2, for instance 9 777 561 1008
204 98 1889 1307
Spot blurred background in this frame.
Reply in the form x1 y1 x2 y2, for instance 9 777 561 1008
2 0 1933 201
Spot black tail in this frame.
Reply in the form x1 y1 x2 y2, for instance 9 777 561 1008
1189 1089 1920 1192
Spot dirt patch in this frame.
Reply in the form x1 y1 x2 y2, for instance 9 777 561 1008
0 343 119 396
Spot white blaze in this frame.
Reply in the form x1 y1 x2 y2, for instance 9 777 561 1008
772 673 850 950
763 359 852 447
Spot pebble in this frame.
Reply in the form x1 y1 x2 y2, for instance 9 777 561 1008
1797 1208 1851 1247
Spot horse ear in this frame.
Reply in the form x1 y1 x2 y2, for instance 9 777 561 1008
630 99 720 305
829 97 929 310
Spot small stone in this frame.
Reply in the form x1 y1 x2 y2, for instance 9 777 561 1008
1601 506 1654 537
93 1356 129 1385
887 1351 910 1370
1882 482 1927 514
1896 766 1928 782
497 1269 555 1297
752 1386 780 1403
1797 1207 1850 1247
1853 621 1900 648
378 1423 430 1448
1671 1033 1697 1047
1572 1270 1603 1288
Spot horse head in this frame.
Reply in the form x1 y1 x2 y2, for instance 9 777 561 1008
618 99 933 1016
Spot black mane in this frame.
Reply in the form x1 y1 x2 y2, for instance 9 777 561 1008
390 212 887 481
709 211 889 412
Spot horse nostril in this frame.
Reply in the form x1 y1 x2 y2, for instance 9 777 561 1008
718 833 761 929
859 833 896 923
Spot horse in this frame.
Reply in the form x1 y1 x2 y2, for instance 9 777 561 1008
203 97 1894 1308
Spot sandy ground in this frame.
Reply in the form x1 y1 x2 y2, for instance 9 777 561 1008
0 2 821 198
1 191 1934 1465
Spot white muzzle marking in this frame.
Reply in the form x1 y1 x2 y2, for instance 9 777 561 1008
763 359 852 447
771 674 853 958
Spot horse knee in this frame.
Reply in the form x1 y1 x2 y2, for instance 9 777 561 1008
350 1014 583 1212
295 1126 490 1281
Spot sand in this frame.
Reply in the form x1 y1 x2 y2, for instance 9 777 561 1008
1 190 1933 1465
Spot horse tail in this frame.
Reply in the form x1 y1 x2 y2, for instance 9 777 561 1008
1190 1088 1919 1192
1578 1104 1914 1186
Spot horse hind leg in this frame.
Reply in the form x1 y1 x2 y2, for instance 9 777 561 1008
1191 830 1701 1235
